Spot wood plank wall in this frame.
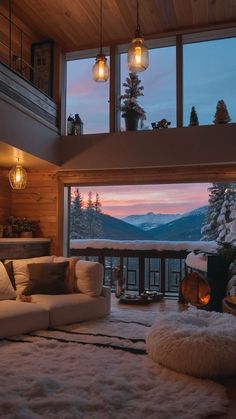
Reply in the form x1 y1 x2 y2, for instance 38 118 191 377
0 169 11 224
10 170 58 254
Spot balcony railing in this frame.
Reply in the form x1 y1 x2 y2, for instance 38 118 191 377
70 243 194 297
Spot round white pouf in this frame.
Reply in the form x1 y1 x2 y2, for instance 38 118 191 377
146 309 236 378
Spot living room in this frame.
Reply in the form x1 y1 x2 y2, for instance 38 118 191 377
0 0 236 418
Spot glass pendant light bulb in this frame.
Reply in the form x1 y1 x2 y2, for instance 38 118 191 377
92 54 109 82
127 0 149 73
8 163 27 190
92 0 109 82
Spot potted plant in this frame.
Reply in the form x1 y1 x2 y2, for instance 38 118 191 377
7 216 39 238
119 72 146 131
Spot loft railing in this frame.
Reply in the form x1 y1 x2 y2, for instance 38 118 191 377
70 247 188 297
0 11 34 82
0 11 57 127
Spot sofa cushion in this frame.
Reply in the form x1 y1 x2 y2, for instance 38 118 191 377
4 261 16 290
0 300 49 338
0 261 16 301
53 256 80 292
8 256 54 294
22 262 70 296
75 260 103 297
31 293 108 327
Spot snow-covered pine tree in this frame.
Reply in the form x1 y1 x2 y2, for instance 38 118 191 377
189 106 199 126
217 185 236 244
213 100 231 124
201 183 236 243
84 192 96 238
70 188 86 239
93 193 103 238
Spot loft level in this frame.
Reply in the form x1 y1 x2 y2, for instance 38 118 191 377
0 61 57 128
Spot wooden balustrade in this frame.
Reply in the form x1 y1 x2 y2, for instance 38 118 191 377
70 247 188 296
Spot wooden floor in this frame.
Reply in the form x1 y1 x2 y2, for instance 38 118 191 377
111 294 236 419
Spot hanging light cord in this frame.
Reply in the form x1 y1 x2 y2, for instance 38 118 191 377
135 0 141 37
100 0 103 54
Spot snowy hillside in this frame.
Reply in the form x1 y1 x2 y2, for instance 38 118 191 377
122 212 181 231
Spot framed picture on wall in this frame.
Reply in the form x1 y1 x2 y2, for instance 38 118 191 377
31 40 54 97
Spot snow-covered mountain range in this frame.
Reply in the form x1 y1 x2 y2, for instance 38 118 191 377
122 212 182 231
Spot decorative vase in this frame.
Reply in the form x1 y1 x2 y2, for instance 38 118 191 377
125 110 140 131
20 231 33 238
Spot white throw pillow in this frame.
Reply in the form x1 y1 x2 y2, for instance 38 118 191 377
75 260 103 297
0 261 16 300
7 256 54 295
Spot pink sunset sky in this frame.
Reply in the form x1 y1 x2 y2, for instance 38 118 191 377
72 183 211 219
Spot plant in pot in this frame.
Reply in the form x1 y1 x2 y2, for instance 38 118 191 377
7 216 39 238
119 72 146 131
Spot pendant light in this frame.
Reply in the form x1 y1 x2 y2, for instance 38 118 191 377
8 159 27 190
92 0 109 82
127 0 149 73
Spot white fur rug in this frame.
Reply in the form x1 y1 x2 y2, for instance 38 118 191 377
0 308 228 419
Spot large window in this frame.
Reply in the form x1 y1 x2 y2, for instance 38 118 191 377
120 46 176 130
183 37 236 126
66 56 110 134
69 182 210 241
65 31 236 134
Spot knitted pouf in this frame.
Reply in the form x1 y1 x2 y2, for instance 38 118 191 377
146 309 236 378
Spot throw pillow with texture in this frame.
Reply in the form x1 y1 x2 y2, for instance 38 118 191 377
22 262 70 296
75 260 103 297
53 256 80 292
4 261 16 290
0 261 16 300
6 256 54 294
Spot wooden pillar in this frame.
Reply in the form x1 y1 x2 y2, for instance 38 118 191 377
109 45 120 132
176 34 183 127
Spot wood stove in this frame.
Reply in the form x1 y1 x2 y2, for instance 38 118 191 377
180 254 229 312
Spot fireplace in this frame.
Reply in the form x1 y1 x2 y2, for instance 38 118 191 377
180 254 229 312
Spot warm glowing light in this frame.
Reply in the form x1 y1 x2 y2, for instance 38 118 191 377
200 294 211 305
134 46 142 65
128 37 149 73
92 54 109 82
127 0 149 73
8 164 27 189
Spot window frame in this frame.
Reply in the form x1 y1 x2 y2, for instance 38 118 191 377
62 28 236 135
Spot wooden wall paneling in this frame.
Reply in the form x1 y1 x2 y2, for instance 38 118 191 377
0 169 11 224
57 164 236 186
9 0 236 53
10 170 58 254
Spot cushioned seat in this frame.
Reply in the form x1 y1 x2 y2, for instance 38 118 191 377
146 309 236 378
0 300 49 338
31 287 110 327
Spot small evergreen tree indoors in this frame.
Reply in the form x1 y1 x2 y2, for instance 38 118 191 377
189 106 199 126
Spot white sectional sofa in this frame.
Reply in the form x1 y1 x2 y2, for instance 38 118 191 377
0 256 111 338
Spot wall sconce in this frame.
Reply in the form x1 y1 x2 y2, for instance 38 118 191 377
127 0 149 73
8 160 27 189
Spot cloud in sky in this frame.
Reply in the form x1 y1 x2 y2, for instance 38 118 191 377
72 183 211 218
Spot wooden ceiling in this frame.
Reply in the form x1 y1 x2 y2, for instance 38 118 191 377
9 0 236 52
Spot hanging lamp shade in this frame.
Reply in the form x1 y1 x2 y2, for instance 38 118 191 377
127 0 149 73
92 53 109 82
92 0 109 82
8 164 27 189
